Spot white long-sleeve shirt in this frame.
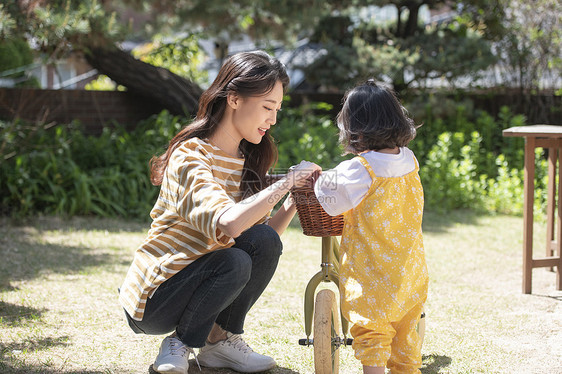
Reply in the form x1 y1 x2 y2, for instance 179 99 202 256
314 148 417 216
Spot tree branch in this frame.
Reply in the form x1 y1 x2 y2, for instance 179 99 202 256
85 46 203 116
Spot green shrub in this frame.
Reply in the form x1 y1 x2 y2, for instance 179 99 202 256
421 132 485 211
405 100 536 215
411 104 525 173
480 155 525 215
0 100 546 219
271 102 349 171
0 111 188 219
272 101 537 217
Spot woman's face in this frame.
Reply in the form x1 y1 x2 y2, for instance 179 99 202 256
230 80 284 144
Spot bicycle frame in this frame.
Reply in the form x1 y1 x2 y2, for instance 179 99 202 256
302 236 350 342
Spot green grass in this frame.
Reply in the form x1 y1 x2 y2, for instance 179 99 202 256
0 211 561 373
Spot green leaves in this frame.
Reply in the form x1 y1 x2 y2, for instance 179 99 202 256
15 0 126 61
270 102 349 171
406 22 497 87
132 33 208 86
0 111 188 219
0 102 541 218
413 104 542 216
0 4 16 39
421 132 483 211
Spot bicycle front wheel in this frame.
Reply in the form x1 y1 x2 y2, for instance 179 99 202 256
313 289 340 374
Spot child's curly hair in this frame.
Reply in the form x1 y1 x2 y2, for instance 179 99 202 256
337 79 418 155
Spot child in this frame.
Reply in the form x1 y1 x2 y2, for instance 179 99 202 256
314 79 428 374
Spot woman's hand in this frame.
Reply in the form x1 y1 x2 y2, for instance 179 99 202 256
217 160 321 238
286 161 322 189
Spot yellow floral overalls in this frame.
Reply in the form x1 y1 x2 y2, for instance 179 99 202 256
339 155 428 373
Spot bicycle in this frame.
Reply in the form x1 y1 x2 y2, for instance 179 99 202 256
291 180 425 374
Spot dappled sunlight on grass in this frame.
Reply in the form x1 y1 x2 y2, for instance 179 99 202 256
0 301 46 327
0 213 560 373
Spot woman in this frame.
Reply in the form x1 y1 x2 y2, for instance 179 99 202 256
119 50 320 374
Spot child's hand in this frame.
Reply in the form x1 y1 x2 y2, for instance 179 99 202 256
287 161 322 188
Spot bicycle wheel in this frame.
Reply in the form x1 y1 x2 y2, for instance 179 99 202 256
313 289 341 374
417 311 426 346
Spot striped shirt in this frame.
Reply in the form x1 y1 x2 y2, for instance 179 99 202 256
119 137 264 321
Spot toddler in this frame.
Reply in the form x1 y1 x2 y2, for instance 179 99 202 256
314 79 428 374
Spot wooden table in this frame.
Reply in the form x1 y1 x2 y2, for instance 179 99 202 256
503 125 562 293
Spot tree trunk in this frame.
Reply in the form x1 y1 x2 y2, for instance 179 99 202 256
396 6 403 37
403 3 421 38
85 46 203 117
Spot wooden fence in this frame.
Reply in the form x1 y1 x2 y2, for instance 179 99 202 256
0 87 559 135
0 87 165 134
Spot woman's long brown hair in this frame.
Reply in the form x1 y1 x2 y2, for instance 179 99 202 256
150 50 290 196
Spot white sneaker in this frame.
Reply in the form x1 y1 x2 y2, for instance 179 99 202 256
197 332 276 373
153 335 197 374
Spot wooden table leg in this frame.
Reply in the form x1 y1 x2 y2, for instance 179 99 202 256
558 147 562 290
523 137 535 294
547 148 557 266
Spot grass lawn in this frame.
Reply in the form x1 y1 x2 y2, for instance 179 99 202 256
0 210 561 373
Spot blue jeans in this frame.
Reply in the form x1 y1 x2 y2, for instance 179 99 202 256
124 224 282 348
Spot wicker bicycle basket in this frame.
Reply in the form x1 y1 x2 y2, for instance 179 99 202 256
291 183 344 237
